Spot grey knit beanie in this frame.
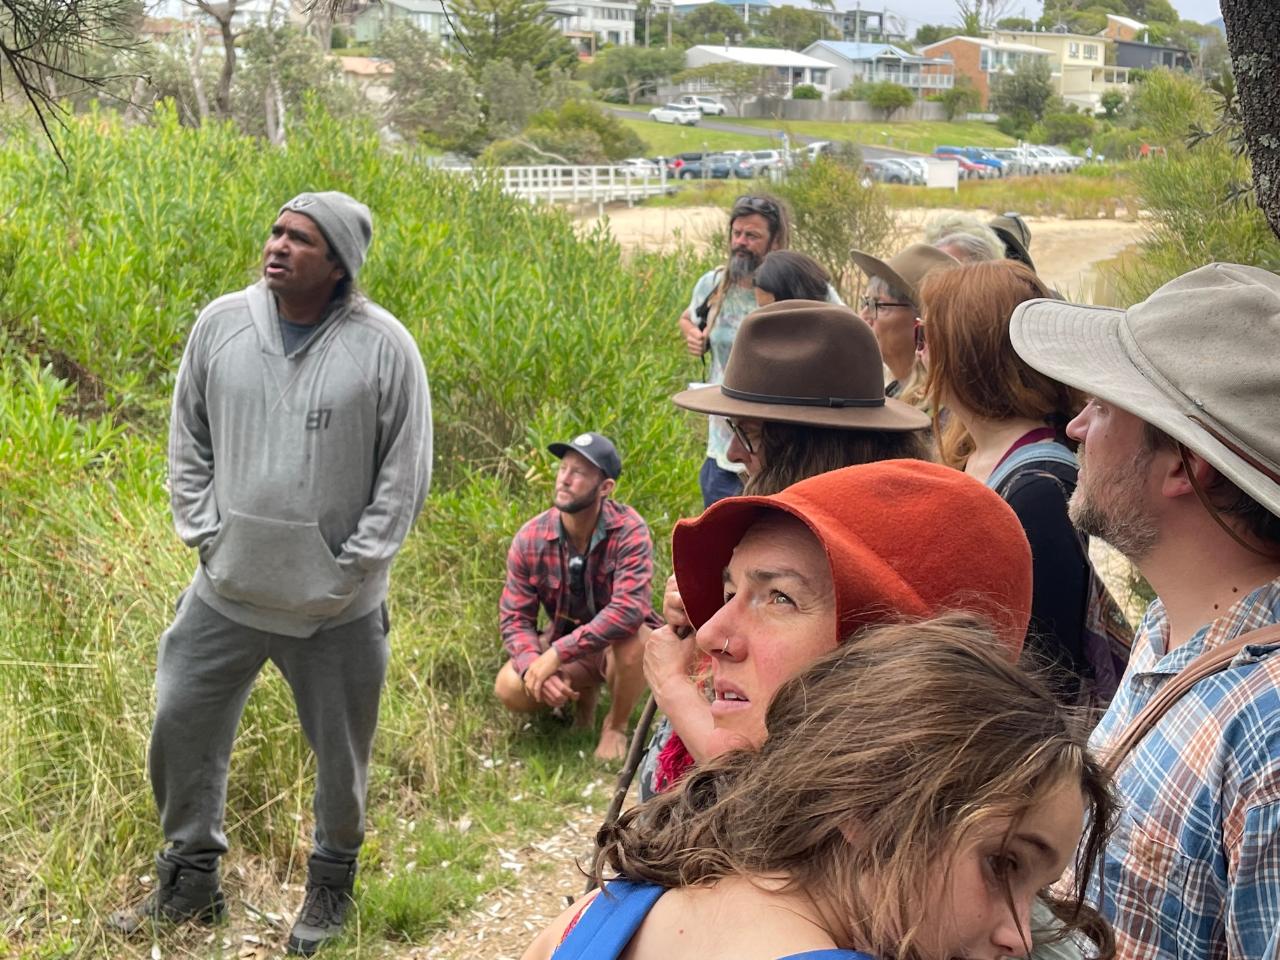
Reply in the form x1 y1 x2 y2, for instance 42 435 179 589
279 191 373 278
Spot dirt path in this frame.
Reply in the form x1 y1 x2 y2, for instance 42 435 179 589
409 800 607 959
582 204 1147 302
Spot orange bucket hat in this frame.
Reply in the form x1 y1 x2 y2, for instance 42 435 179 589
672 460 1033 658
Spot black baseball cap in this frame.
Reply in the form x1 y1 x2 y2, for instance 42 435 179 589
548 432 622 480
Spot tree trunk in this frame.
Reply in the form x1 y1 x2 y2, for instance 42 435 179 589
1220 0 1280 242
190 22 210 121
214 15 236 117
192 1 239 117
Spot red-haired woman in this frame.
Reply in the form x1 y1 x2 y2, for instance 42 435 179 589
920 259 1120 705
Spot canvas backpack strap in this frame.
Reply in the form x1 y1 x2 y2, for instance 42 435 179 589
1104 621 1280 775
986 440 1078 493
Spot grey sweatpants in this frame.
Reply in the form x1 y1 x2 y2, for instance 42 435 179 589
149 593 389 871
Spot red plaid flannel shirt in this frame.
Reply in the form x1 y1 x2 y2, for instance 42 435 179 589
500 499 660 675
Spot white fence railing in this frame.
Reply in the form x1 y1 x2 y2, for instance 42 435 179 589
443 164 674 206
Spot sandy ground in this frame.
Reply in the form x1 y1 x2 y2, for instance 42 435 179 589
581 204 1147 304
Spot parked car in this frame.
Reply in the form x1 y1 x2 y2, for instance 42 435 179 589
747 149 790 175
936 145 1006 177
990 147 1040 177
1026 145 1070 173
877 158 921 185
619 157 662 177
677 153 740 179
897 156 930 183
1043 145 1085 170
860 159 886 186
649 102 700 126
931 151 988 180
675 95 728 116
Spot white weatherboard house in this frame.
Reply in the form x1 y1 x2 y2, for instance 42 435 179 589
803 40 954 97
684 45 834 98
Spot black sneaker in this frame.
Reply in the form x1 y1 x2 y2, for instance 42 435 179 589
108 856 226 935
285 856 356 956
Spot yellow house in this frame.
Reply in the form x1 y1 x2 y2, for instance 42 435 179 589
989 29 1131 112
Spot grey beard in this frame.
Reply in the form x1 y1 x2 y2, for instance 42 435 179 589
728 250 760 282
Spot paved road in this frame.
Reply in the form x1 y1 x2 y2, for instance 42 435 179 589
606 106 916 159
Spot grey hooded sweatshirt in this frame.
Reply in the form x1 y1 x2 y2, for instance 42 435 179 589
169 280 432 638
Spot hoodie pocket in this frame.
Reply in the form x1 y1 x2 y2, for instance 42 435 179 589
203 510 356 618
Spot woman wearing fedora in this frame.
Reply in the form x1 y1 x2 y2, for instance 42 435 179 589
850 244 957 410
670 301 931 497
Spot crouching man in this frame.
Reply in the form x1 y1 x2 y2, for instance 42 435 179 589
494 432 659 761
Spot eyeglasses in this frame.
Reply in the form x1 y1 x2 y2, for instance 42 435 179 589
914 321 926 352
725 418 757 456
567 554 587 597
859 295 913 320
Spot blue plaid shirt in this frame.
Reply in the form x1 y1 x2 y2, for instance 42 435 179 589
1084 577 1280 960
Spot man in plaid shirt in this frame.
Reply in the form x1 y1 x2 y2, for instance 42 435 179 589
1012 264 1280 959
494 432 660 761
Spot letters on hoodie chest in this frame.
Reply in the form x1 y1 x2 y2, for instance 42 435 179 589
207 336 379 483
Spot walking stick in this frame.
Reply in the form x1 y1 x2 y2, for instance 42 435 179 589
580 693 659 896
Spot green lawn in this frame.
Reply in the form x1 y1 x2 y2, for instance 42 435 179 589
621 117 776 156
733 118 1017 154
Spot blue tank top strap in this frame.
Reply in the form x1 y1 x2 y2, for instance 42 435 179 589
553 879 667 959
780 951 877 959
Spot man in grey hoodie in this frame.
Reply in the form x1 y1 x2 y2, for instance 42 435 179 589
109 192 432 956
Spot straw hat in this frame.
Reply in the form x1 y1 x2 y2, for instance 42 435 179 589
1011 262 1280 519
671 300 930 432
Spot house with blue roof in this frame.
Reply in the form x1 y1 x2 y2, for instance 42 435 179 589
803 40 954 98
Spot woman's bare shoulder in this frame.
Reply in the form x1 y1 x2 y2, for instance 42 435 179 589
519 890 600 960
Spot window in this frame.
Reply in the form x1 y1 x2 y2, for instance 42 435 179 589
979 49 991 71
1084 43 1098 59
1069 41 1079 57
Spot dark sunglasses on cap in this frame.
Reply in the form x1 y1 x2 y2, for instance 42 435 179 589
733 195 780 220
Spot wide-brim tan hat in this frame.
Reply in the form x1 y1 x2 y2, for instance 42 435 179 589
849 243 957 311
1010 262 1280 518
989 213 1036 272
672 300 930 432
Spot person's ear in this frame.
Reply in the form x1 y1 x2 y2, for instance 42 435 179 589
601 478 617 499
1161 445 1215 500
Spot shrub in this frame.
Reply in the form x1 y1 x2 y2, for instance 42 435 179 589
939 77 981 121
1130 68 1215 147
1113 136 1280 301
790 83 821 100
1041 111 1095 145
833 80 871 101
866 81 914 120
526 99 646 161
774 157 898 297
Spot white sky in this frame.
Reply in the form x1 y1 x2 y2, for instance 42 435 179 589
883 0 1223 33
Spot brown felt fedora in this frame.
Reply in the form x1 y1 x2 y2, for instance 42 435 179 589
671 300 931 432
989 213 1036 272
849 243 957 312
